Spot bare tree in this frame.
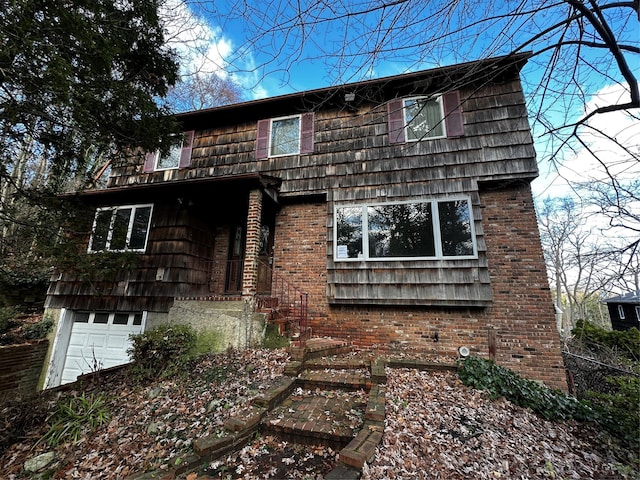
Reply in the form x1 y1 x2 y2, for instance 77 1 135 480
538 197 616 333
166 73 244 112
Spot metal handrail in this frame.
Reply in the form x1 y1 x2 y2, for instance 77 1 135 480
256 259 309 342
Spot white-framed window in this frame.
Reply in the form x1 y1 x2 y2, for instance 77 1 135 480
387 91 464 144
404 96 446 141
635 305 640 321
270 115 301 157
143 131 195 172
618 305 625 319
334 197 477 261
256 113 314 159
88 204 153 252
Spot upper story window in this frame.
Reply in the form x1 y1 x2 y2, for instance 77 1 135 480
143 131 195 172
388 91 464 144
256 113 314 159
88 204 153 253
334 197 476 261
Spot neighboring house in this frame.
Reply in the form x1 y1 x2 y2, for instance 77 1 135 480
604 292 640 331
42 53 567 390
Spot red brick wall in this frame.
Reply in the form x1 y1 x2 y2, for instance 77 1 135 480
273 188 566 391
0 340 49 399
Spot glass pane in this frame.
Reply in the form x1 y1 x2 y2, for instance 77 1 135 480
91 210 112 251
113 313 129 325
110 208 131 250
129 206 152 250
438 200 474 256
405 98 444 140
133 313 143 326
74 312 90 323
368 203 435 258
270 117 300 156
156 144 181 169
336 206 363 259
93 313 109 324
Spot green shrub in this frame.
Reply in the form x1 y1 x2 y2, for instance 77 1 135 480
573 320 640 360
263 323 290 349
23 316 54 340
128 324 196 378
459 356 639 448
41 393 110 447
584 375 640 447
458 356 593 422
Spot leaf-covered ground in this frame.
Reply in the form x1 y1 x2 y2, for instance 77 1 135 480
0 349 637 479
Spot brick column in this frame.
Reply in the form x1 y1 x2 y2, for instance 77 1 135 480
242 189 263 298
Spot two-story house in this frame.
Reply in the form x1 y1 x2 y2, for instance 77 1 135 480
42 53 567 390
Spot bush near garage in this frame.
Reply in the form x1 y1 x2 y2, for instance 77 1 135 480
128 324 197 379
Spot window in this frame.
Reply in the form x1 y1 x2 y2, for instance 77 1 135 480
388 91 464 144
88 204 153 252
74 311 144 327
404 96 445 140
143 131 195 172
618 305 625 319
335 198 476 261
256 113 314 158
635 306 640 321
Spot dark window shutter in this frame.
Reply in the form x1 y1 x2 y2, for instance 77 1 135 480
179 130 195 168
256 119 270 159
300 112 315 154
387 99 405 144
143 152 156 172
443 91 464 137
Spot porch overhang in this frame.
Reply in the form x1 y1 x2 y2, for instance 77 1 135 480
65 173 282 206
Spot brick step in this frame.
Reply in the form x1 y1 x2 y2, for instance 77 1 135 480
261 389 367 450
290 338 352 362
304 357 370 370
297 369 372 391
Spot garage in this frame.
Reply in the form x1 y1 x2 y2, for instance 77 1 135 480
59 311 145 385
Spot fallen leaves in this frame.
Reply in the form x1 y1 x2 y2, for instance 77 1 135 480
361 368 637 480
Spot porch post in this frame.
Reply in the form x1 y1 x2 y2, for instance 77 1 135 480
242 189 263 298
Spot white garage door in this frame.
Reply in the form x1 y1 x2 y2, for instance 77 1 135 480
61 312 144 385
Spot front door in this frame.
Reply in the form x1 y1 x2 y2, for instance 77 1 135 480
225 225 244 293
257 224 274 294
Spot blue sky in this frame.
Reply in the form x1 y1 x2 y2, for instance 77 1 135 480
163 0 639 204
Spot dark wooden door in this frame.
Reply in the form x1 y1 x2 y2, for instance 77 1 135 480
225 225 244 294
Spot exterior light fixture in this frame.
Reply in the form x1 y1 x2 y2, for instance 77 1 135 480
458 346 470 358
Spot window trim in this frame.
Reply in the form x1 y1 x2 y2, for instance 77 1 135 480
635 305 640 321
268 114 301 157
88 204 153 253
618 305 625 319
403 95 447 142
143 131 194 172
256 113 314 159
333 196 477 262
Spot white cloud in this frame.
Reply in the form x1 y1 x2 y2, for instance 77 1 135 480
159 0 233 78
532 82 640 199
